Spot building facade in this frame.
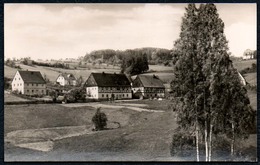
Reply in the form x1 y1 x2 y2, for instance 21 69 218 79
84 72 132 100
11 70 46 95
132 75 165 99
56 73 77 86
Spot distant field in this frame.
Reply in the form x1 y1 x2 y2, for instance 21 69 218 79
149 65 173 72
233 59 256 72
4 64 121 82
142 72 174 83
4 66 17 78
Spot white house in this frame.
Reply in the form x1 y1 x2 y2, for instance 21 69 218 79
56 73 77 86
243 49 254 60
84 72 132 100
132 75 165 99
11 70 46 95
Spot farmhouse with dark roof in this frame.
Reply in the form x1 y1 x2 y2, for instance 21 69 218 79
11 70 46 95
132 75 165 99
84 72 132 100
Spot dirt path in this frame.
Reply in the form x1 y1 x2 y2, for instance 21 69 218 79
61 102 164 113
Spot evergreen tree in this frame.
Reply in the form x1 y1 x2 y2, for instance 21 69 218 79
170 4 202 161
171 3 255 161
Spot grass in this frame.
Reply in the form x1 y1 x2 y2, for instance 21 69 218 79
4 63 121 82
5 100 257 161
232 59 256 72
4 65 17 79
244 72 257 86
247 89 257 110
4 93 31 102
4 104 96 134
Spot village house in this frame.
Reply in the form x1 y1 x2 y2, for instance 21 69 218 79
11 70 46 95
56 73 77 86
243 49 254 60
84 72 132 100
132 75 165 99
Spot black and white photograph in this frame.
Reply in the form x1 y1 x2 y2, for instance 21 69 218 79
4 3 257 161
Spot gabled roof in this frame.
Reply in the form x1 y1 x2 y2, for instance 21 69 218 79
134 75 165 88
58 73 76 81
86 72 131 87
18 71 46 84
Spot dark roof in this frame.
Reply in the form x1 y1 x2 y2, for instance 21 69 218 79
90 72 131 87
136 75 165 88
59 73 76 81
18 71 46 84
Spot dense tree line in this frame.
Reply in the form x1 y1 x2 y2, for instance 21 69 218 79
170 4 255 161
5 58 21 69
32 61 70 69
83 47 173 67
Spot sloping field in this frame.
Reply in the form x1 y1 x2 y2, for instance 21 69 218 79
4 104 95 134
244 72 257 86
149 65 173 72
4 65 17 79
4 92 31 102
233 59 256 72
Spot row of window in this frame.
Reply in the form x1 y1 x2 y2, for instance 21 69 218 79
13 83 44 87
89 87 131 91
26 89 45 93
13 83 22 87
101 94 129 98
27 83 44 87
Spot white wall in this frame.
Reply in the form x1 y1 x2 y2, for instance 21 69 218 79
11 71 24 94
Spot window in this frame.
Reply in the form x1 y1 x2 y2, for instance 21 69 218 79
127 94 128 97
123 94 124 97
32 90 34 93
36 84 38 86
17 84 19 86
102 94 104 98
32 84 34 86
19 78 20 80
110 87 112 90
36 90 38 92
106 94 108 98
27 90 29 93
14 84 15 86
15 78 16 80
42 84 44 87
20 83 22 86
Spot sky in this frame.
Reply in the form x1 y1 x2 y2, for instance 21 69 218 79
4 3 256 60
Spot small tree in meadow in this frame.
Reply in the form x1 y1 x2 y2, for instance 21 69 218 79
92 107 108 131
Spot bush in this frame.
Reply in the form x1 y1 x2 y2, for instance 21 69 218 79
92 107 107 131
170 132 195 157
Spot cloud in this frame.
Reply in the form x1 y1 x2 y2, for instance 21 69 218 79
4 3 256 60
4 4 185 60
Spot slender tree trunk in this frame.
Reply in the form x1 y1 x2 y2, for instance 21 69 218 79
205 120 208 161
231 121 235 158
209 122 213 161
196 119 200 161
